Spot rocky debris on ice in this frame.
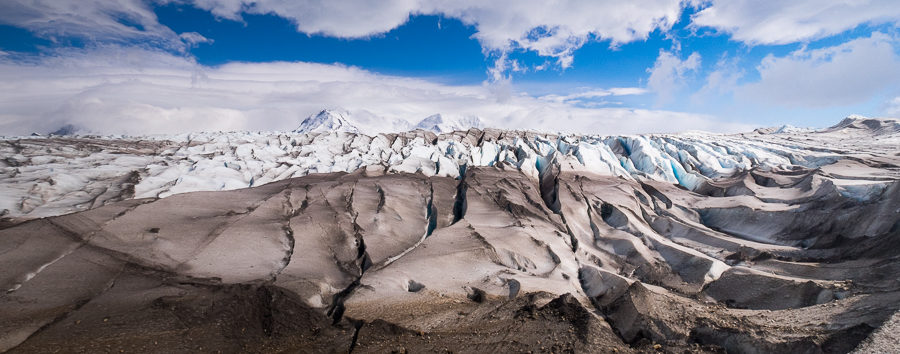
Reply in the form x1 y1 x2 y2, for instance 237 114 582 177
0 115 898 353
1 149 897 352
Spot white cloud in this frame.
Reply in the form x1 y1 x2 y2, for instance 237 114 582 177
691 0 900 45
6 0 900 76
0 0 218 51
647 50 701 105
422 0 684 68
2 0 685 70
0 0 178 48
884 96 900 117
179 32 213 47
737 32 900 107
691 54 743 104
0 47 749 136
539 88 648 103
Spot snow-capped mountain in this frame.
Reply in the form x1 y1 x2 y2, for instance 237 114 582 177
295 109 486 135
294 109 361 134
414 114 484 133
49 124 80 136
827 114 900 135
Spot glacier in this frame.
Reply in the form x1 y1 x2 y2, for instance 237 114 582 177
1 115 899 353
2 115 897 221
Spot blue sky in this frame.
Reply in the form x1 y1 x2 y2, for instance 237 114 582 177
157 6 489 82
1 1 899 135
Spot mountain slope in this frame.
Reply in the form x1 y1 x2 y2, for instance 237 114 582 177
414 113 484 133
294 109 487 135
294 109 361 134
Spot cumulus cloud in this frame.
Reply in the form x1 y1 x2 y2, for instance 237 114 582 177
414 0 684 68
0 0 223 51
691 0 900 45
691 54 743 104
647 50 701 105
883 96 900 117
6 0 900 77
179 32 213 47
2 0 685 70
0 0 180 48
193 0 684 68
737 32 900 107
0 47 749 136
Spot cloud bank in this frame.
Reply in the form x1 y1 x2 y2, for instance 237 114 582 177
190 0 685 69
0 0 188 49
738 32 900 107
692 0 900 45
1 0 898 134
0 47 750 136
686 32 900 112
648 50 701 105
5 0 898 70
0 0 687 70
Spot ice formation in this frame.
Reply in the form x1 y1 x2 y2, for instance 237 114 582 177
2 115 897 221
1 115 898 353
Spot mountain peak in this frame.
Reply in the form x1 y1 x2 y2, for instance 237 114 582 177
50 124 79 136
827 115 900 135
414 114 484 133
294 109 485 135
294 109 360 134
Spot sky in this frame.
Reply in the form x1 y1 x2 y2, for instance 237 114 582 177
1 0 900 135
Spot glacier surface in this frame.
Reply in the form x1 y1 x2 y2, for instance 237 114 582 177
1 115 898 221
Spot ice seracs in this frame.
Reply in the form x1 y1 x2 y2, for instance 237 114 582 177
1 116 897 222
0 115 898 353
2 122 898 352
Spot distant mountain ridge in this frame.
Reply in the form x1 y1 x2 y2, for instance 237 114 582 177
293 109 361 134
826 115 900 135
295 109 485 135
41 113 898 138
751 115 899 135
414 114 484 133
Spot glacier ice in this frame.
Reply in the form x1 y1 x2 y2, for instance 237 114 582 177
1 115 898 220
